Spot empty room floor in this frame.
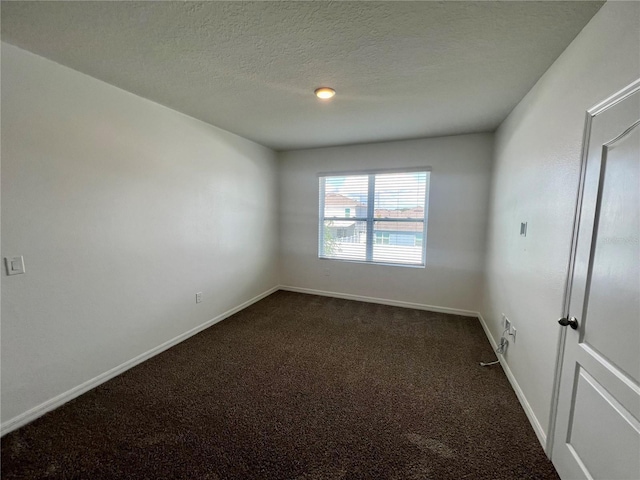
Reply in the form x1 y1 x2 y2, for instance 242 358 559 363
1 291 558 479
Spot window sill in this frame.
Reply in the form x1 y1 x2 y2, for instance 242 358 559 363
318 257 426 269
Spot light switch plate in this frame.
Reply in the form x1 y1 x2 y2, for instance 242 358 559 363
5 256 25 275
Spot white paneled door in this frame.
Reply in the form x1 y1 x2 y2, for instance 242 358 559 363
552 81 640 480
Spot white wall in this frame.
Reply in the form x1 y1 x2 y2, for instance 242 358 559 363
0 43 279 426
279 134 494 312
481 1 640 447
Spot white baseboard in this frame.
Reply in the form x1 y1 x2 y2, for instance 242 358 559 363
2 284 547 455
476 312 547 450
278 285 479 317
0 285 280 437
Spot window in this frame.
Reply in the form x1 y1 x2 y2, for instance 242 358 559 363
318 168 430 266
374 233 390 245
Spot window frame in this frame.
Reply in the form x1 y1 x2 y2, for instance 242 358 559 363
318 167 431 268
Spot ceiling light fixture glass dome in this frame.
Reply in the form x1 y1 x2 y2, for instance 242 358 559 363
314 87 336 99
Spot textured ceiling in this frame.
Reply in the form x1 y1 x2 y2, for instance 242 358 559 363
1 1 603 151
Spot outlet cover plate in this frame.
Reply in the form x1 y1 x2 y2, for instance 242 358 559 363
5 256 25 275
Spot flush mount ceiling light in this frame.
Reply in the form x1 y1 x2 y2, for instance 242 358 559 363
314 87 336 100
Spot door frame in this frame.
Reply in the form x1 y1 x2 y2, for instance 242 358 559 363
546 78 640 458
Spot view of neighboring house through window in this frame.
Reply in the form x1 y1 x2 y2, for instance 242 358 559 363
374 232 390 245
318 168 430 266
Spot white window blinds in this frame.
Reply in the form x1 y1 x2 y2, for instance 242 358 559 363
318 169 430 266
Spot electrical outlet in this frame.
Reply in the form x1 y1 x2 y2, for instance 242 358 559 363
5 256 25 276
520 222 528 237
195 292 202 304
502 314 511 332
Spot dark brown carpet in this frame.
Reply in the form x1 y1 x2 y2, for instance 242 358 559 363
2 291 559 479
